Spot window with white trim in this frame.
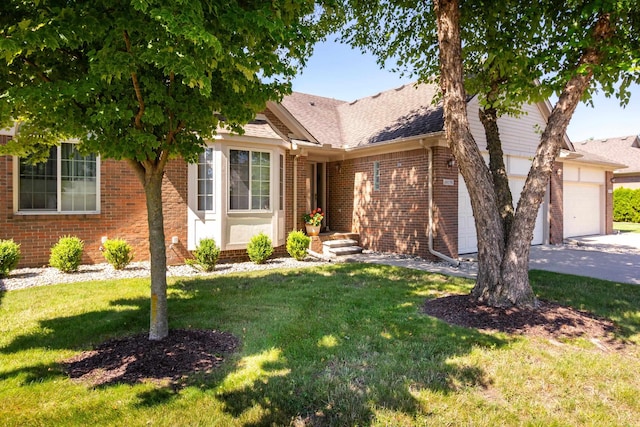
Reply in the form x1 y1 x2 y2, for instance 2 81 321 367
279 154 284 210
18 143 98 212
197 148 214 211
229 149 270 210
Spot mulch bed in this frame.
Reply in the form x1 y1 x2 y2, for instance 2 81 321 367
422 294 624 348
63 329 240 387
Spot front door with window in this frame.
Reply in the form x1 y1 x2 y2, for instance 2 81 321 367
306 162 326 230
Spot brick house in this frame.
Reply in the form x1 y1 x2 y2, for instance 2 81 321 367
0 83 622 267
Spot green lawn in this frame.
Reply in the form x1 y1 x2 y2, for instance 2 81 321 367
1 264 639 426
614 222 640 233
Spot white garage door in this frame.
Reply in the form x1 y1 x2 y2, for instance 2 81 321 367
458 175 545 254
458 175 477 254
563 183 601 237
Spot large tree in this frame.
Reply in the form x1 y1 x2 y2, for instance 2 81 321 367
342 0 640 307
0 0 331 339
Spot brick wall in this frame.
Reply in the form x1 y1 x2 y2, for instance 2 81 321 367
326 148 457 260
605 171 614 235
431 147 459 258
0 146 190 267
549 161 564 244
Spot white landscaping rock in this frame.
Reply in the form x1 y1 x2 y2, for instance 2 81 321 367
0 258 329 292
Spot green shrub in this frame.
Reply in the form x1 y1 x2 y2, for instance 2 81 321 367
613 187 640 223
49 236 84 273
0 239 21 278
286 230 310 261
247 233 274 264
189 238 220 272
102 238 134 270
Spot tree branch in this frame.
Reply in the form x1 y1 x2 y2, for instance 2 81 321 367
126 158 146 184
123 30 145 129
21 57 52 82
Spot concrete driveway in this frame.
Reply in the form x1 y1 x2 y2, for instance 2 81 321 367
350 232 640 285
529 233 640 285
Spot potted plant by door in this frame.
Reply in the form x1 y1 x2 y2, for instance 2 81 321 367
303 208 324 236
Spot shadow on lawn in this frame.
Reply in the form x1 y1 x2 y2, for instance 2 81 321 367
167 265 512 426
0 297 149 355
530 270 640 340
1 264 512 425
212 324 503 426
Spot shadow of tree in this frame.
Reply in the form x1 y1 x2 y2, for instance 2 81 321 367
367 105 444 145
1 264 512 425
530 270 640 340
168 265 510 425
0 297 149 354
212 322 502 426
0 361 65 386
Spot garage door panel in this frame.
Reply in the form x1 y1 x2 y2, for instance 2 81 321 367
510 178 544 246
563 183 601 238
458 176 477 254
458 175 545 254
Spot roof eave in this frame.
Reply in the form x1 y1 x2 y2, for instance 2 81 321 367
267 100 319 144
339 132 446 159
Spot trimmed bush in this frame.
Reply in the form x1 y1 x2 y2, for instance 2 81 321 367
247 233 274 264
0 239 21 278
50 236 84 273
102 239 134 270
613 187 640 223
189 238 220 272
286 230 310 261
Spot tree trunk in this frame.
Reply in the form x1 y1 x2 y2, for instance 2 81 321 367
434 0 505 297
480 106 514 240
495 12 613 307
128 158 169 341
497 66 601 307
144 168 169 341
434 4 612 308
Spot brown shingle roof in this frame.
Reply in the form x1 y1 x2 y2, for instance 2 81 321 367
280 92 347 147
337 83 443 147
281 82 444 148
218 119 283 140
574 135 640 173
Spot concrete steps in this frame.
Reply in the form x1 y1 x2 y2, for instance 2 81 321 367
322 239 363 258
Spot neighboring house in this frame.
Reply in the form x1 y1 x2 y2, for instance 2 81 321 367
0 83 622 267
574 134 640 190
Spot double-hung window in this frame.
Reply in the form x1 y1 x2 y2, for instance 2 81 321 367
196 148 215 211
229 149 270 211
18 143 98 213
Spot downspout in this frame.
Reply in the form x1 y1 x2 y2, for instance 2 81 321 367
427 147 460 265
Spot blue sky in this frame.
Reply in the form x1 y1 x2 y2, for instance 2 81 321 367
291 38 639 143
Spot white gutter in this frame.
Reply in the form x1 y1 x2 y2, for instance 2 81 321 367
427 147 460 266
344 131 446 153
